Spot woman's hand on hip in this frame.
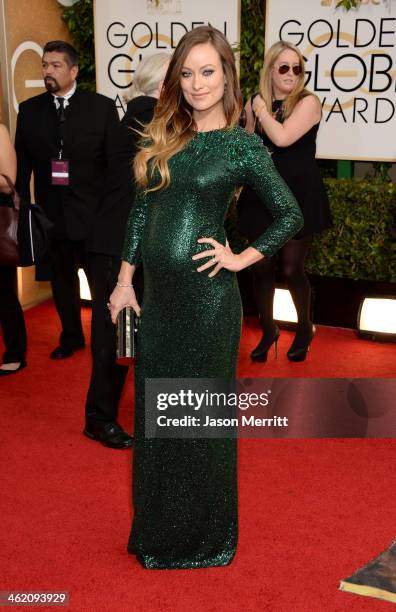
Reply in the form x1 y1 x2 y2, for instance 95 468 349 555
192 238 243 277
108 285 141 323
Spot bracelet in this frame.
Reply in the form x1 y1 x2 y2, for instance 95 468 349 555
117 281 133 288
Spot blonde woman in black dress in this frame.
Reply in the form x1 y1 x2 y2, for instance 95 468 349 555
239 41 332 362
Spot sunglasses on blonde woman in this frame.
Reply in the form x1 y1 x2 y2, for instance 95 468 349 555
277 64 302 76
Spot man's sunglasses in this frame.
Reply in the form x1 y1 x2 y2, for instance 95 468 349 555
277 64 302 76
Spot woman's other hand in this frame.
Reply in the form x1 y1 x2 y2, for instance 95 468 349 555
108 285 141 323
252 95 268 118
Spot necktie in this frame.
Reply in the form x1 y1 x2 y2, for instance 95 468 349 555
56 97 65 123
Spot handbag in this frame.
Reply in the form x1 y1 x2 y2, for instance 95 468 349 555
0 175 19 266
116 306 139 364
0 174 53 267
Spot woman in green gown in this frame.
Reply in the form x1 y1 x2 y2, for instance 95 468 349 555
109 26 303 569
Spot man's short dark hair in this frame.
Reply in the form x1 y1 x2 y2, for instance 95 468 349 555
43 41 79 67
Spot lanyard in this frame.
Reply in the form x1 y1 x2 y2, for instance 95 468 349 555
56 97 66 159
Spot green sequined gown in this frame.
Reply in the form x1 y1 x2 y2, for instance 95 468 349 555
122 126 303 569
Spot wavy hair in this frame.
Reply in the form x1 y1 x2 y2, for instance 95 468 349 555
259 41 313 120
134 26 243 192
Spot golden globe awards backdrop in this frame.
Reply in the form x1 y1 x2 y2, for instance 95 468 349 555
266 0 396 161
93 0 241 116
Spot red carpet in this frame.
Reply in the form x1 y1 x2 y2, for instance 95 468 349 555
1 301 396 611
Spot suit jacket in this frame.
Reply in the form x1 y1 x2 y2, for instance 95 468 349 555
15 88 119 241
88 95 157 257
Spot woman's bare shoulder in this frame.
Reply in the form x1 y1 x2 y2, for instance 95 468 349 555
297 93 322 111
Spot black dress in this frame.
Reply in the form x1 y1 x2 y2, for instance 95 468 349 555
0 196 27 364
238 99 332 240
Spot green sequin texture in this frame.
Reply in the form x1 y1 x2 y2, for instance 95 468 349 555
123 126 303 569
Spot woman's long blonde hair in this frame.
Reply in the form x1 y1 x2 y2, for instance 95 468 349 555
134 26 243 192
259 41 312 120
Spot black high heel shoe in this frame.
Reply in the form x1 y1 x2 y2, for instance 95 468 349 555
251 326 280 362
287 324 316 362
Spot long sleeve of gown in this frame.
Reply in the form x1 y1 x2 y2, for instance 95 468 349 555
122 187 148 265
237 132 304 257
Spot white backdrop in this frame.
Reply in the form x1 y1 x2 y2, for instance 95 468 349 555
94 0 240 116
266 0 396 161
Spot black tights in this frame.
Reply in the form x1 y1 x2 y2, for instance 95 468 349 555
252 236 312 340
0 266 27 363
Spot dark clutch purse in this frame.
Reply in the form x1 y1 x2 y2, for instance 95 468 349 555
116 306 139 365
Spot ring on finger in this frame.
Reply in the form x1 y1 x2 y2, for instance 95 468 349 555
212 257 217 263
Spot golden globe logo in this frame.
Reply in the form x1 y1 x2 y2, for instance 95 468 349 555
279 15 396 123
105 20 227 114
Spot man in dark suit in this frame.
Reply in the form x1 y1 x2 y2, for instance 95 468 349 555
15 40 134 448
15 40 119 362
84 94 158 448
84 52 169 449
